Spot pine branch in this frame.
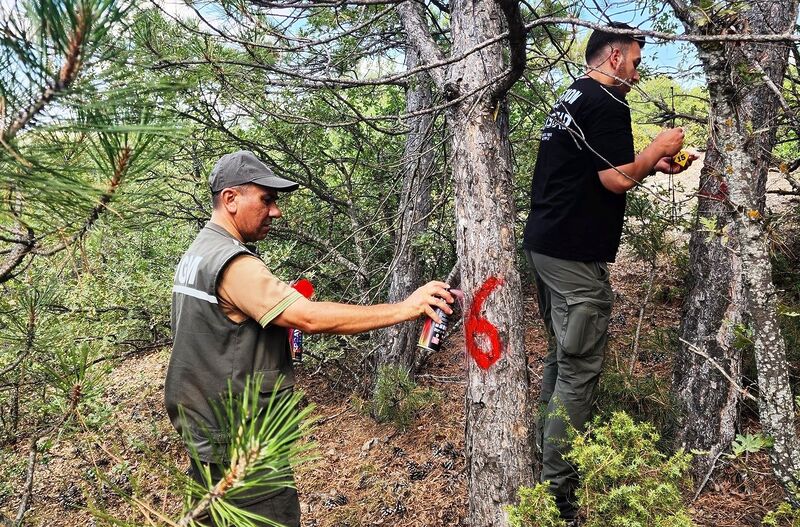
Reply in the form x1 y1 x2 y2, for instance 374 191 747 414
33 146 131 256
679 337 758 403
0 219 34 285
488 0 527 105
173 376 315 527
396 0 448 92
2 6 88 142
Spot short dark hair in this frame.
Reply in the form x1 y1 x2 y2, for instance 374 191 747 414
211 183 249 208
585 22 645 65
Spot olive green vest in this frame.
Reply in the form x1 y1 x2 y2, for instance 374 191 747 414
166 222 294 462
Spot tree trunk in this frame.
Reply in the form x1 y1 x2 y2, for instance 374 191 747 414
376 49 436 377
449 2 534 525
674 146 744 478
397 1 534 522
669 0 800 498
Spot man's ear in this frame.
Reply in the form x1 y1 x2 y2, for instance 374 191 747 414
609 47 622 70
220 188 239 213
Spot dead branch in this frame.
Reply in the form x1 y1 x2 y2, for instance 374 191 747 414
679 337 758 402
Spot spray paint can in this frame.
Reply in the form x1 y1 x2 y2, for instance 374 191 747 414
289 278 314 363
417 307 451 353
289 328 303 362
417 288 463 353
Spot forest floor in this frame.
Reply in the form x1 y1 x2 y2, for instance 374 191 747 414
9 157 798 527
14 252 785 527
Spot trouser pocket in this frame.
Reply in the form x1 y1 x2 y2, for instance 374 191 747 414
561 299 611 358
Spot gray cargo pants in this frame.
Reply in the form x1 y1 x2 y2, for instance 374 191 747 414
525 250 613 518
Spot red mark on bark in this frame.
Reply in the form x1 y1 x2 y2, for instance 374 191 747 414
466 276 504 370
698 180 729 202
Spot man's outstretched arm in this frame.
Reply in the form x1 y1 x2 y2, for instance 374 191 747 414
272 281 454 335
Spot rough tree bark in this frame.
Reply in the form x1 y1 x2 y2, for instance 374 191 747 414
376 48 436 376
673 146 745 477
398 1 534 525
669 0 800 497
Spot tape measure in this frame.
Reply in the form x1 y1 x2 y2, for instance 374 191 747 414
673 150 689 168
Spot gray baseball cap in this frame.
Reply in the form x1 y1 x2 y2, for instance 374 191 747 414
209 150 300 193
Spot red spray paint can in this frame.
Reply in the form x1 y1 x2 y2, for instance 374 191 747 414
417 288 463 353
289 278 314 363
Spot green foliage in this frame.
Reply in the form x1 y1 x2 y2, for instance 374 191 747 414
731 322 755 353
1 0 173 220
369 365 440 429
506 483 567 527
628 77 708 154
729 433 773 458
698 216 729 245
764 502 800 527
508 414 694 527
568 412 695 527
184 374 316 527
594 368 680 448
624 191 680 265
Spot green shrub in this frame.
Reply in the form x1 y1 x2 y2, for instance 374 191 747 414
505 413 694 527
763 502 800 526
506 483 566 527
593 368 680 448
369 365 440 429
568 412 695 527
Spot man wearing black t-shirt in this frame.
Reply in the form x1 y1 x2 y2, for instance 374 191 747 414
522 23 696 520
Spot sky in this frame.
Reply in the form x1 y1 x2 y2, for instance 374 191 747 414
578 1 704 86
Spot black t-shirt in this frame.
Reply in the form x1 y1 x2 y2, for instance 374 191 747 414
522 76 634 263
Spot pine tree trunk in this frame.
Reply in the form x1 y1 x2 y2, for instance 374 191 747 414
669 0 800 497
376 49 436 376
397 1 533 521
449 2 534 525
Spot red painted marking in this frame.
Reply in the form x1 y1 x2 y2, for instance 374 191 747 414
466 276 504 370
698 180 729 202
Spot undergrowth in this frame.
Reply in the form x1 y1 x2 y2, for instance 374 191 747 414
763 502 800 527
593 367 680 448
361 365 441 429
508 412 694 527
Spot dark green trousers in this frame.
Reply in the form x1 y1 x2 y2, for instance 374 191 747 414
526 250 613 519
190 459 301 527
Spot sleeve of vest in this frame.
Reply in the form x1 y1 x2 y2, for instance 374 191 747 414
217 255 303 327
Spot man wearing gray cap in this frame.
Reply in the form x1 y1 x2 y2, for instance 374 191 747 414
166 150 453 526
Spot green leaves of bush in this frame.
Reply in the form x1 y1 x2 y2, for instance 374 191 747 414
568 412 694 527
369 365 440 430
507 412 694 527
506 483 566 527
